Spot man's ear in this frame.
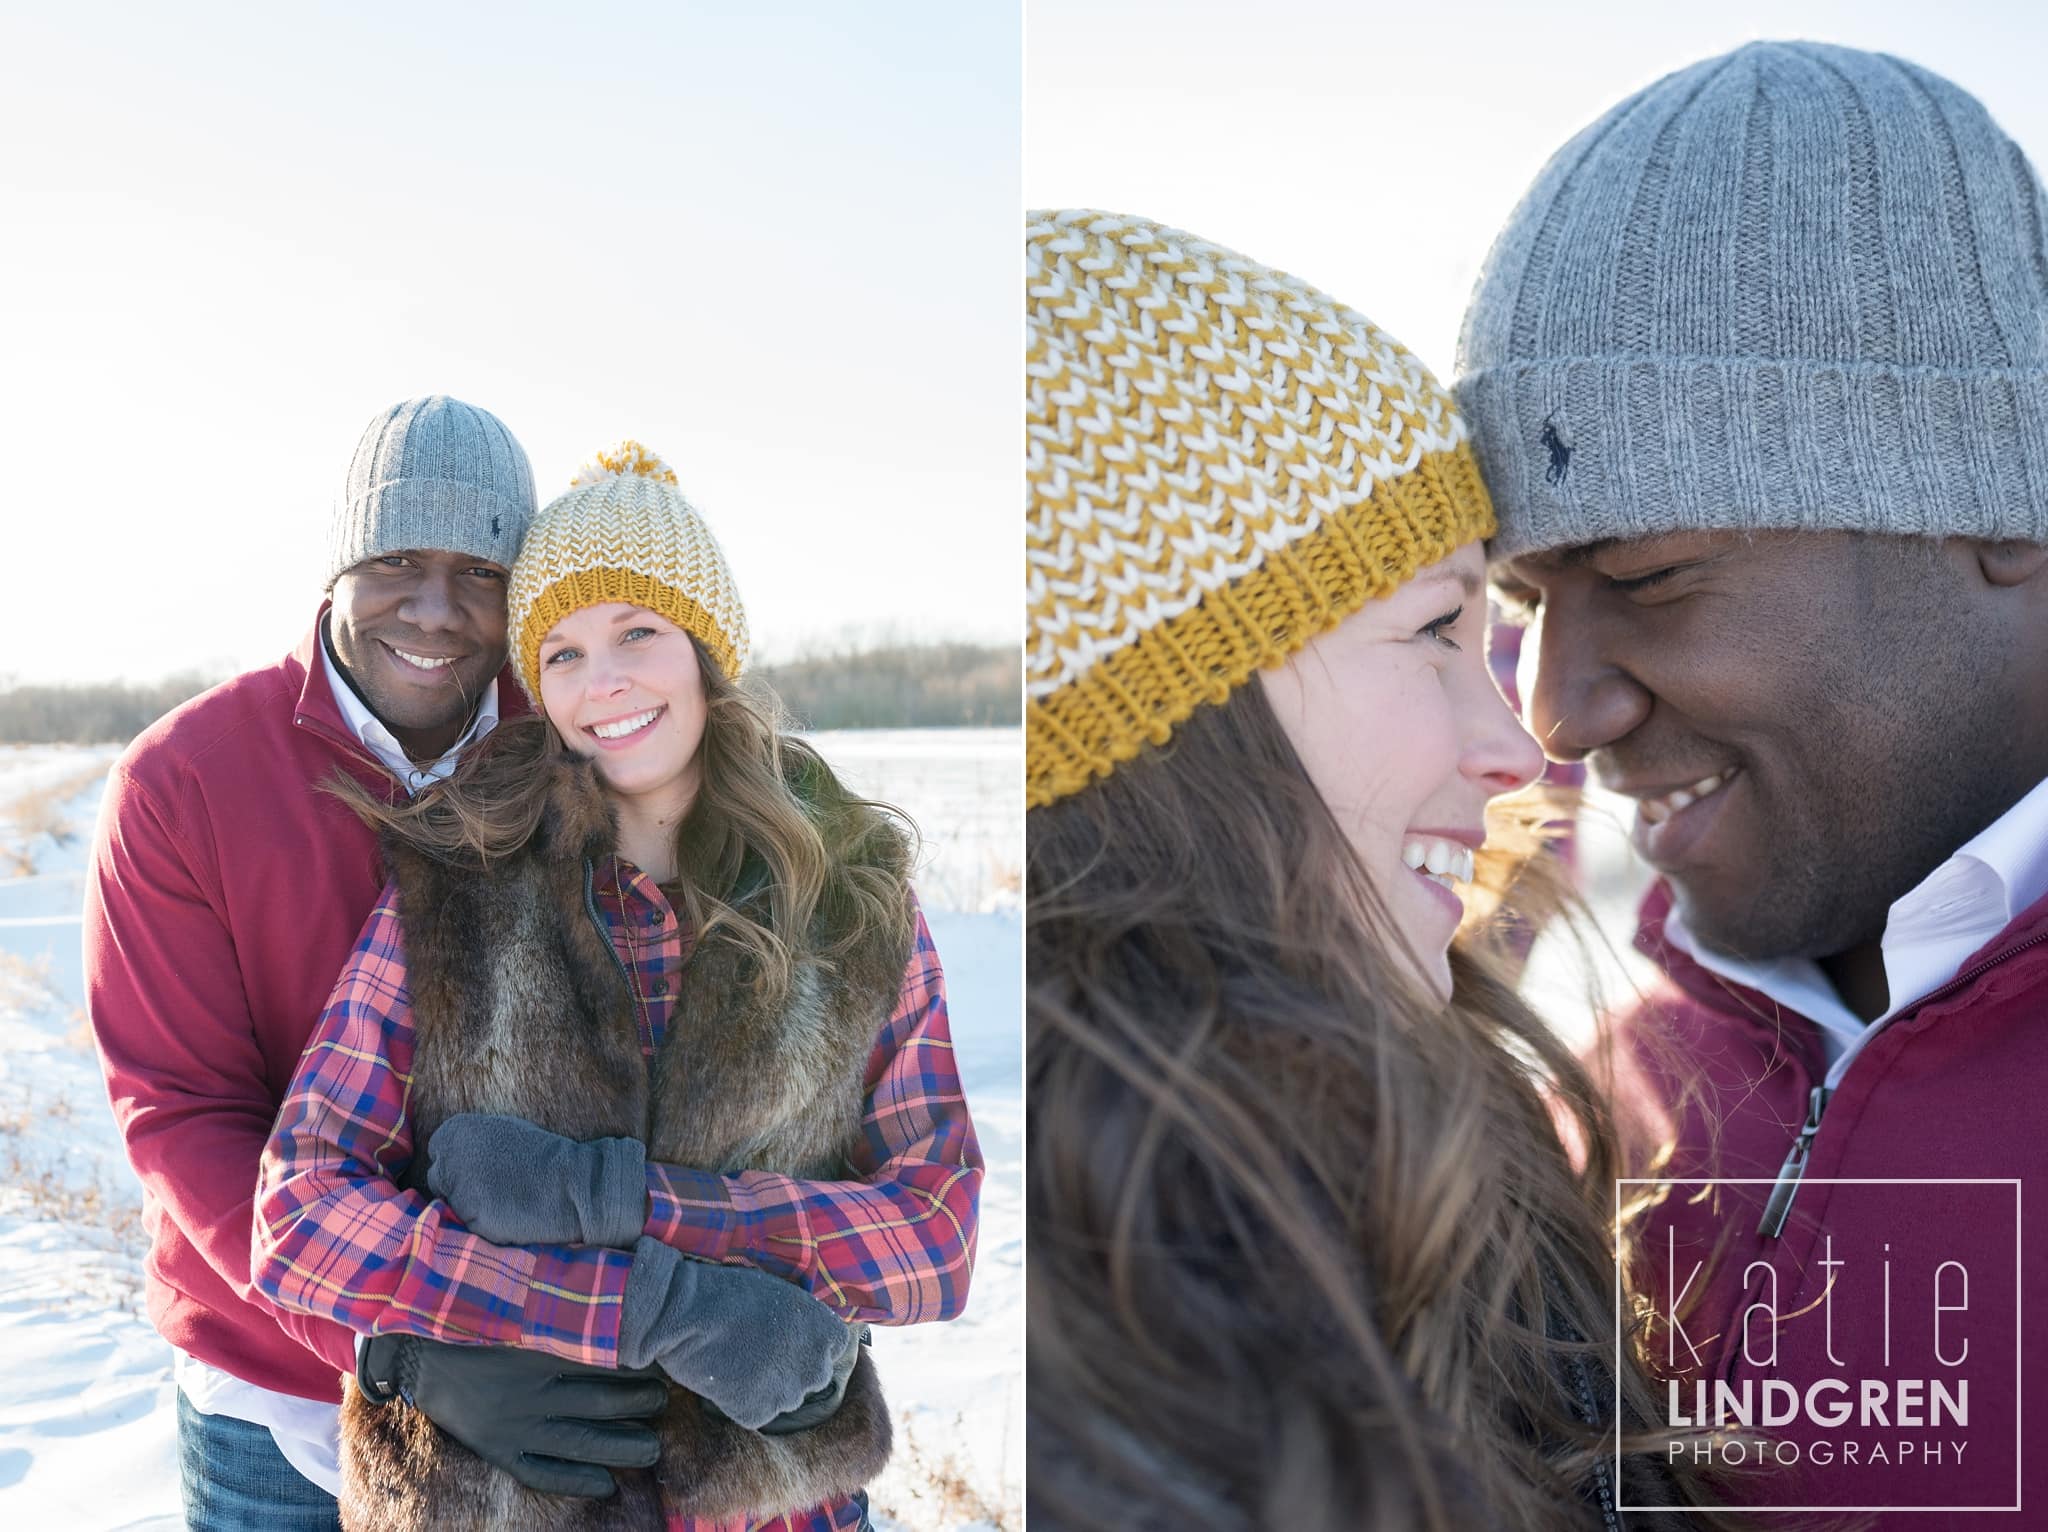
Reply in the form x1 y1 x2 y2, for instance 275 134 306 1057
1975 539 2048 588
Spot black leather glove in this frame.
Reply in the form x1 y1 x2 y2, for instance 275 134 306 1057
358 1332 666 1498
617 1236 852 1430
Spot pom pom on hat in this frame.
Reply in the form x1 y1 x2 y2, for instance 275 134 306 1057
568 440 680 488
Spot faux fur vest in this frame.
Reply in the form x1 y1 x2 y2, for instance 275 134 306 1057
338 753 915 1531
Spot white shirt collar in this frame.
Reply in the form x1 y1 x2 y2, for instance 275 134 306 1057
1666 773 2048 1078
319 626 499 797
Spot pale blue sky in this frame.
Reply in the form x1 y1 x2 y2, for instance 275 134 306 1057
1028 0 2048 384
12 3 2042 685
0 2 1020 683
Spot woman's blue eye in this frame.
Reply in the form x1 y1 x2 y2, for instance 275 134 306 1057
623 627 655 642
1420 605 1464 651
543 648 579 666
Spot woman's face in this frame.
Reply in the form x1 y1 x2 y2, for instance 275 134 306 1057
1257 542 1543 1003
537 602 710 814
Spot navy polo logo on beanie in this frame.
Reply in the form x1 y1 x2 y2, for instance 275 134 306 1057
1540 414 1572 487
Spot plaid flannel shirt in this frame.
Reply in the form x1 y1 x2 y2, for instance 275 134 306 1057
254 859 980 1532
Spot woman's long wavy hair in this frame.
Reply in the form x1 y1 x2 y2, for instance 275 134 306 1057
330 638 914 997
1027 679 1749 1531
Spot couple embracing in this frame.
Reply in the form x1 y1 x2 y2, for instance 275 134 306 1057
1028 40 2048 1530
86 405 982 1529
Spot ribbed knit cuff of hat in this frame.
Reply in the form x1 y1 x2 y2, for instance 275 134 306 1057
1026 441 1494 810
327 478 532 588
1458 360 2048 561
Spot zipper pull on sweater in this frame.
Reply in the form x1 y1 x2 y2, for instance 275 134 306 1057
1758 1086 1830 1238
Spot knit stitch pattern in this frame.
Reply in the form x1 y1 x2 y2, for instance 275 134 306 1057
509 446 748 699
1027 210 1495 808
1456 41 2048 558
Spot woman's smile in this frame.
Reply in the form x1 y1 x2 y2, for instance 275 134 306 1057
1257 543 1543 1002
583 704 668 748
1399 830 1480 925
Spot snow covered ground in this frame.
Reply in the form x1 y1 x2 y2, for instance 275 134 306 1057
803 729 1021 918
0 732 1021 1532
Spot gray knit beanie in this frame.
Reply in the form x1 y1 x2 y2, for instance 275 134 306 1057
326 395 537 587
1456 41 2048 559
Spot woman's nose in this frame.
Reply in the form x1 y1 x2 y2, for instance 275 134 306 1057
584 656 630 697
1465 673 1546 797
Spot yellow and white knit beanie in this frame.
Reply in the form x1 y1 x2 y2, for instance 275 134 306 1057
1026 210 1497 809
508 441 749 701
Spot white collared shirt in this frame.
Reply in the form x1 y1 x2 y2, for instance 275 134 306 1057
1666 774 2048 1091
175 636 502 1493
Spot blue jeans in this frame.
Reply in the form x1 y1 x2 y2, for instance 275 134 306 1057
176 1390 340 1532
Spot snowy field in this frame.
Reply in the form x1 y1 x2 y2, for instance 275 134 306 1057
802 729 1020 918
0 731 1021 1532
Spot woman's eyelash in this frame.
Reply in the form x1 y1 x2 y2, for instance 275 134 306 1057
1421 605 1464 649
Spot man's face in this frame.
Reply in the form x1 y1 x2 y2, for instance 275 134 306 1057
328 549 510 748
1497 530 2034 963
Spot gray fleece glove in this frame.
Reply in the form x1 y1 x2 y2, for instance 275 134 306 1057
425 1114 646 1249
617 1236 850 1430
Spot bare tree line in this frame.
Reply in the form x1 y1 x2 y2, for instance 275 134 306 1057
0 644 1021 745
0 674 228 746
759 641 1020 730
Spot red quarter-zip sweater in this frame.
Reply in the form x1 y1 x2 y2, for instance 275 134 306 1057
1611 881 2044 1527
82 609 522 1402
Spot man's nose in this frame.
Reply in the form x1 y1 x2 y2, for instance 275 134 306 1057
1527 609 1651 763
399 570 461 633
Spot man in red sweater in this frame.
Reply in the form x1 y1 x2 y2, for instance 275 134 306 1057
1457 45 2048 1524
84 396 661 1528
